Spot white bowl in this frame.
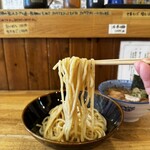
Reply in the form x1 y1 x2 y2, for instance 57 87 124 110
98 80 150 122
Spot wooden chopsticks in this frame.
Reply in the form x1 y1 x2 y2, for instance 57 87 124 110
95 58 150 65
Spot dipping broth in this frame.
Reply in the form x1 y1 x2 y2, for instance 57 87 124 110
107 87 148 102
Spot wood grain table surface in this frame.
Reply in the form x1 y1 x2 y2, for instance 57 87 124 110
0 91 150 150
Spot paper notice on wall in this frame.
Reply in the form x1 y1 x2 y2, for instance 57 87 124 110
2 0 24 9
104 0 108 4
117 41 150 81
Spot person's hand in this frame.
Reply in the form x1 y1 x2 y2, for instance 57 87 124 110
134 58 150 101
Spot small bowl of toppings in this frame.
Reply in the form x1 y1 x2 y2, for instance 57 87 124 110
98 76 150 122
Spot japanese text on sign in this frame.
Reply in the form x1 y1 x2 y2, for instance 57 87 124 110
3 23 29 34
118 41 150 80
124 11 150 17
0 10 111 16
109 24 127 34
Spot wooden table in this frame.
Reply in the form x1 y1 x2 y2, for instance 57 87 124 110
0 91 150 150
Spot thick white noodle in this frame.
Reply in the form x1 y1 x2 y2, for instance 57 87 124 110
39 56 107 142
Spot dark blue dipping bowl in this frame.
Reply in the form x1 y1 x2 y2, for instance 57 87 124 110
22 91 123 150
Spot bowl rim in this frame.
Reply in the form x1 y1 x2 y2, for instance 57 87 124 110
98 79 149 105
22 91 124 146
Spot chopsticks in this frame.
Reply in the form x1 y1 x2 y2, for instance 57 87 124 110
95 58 150 65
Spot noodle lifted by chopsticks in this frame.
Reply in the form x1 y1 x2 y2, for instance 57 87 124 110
39 56 107 142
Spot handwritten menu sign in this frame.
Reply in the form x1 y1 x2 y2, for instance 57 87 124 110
124 11 150 18
117 41 150 80
0 9 149 37
0 10 110 16
0 9 110 35
3 23 29 34
0 18 36 23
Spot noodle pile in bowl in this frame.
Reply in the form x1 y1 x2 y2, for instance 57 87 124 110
38 56 107 142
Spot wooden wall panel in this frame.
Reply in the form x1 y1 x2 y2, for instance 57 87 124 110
0 39 8 89
25 39 49 90
0 9 150 38
69 38 120 89
3 39 28 90
90 39 115 88
48 39 69 90
92 38 120 88
70 39 92 59
1 38 148 91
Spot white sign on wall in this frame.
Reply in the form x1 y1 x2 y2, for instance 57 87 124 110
2 0 24 9
109 24 127 34
117 41 150 81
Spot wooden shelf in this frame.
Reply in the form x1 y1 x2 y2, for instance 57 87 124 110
0 9 150 38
